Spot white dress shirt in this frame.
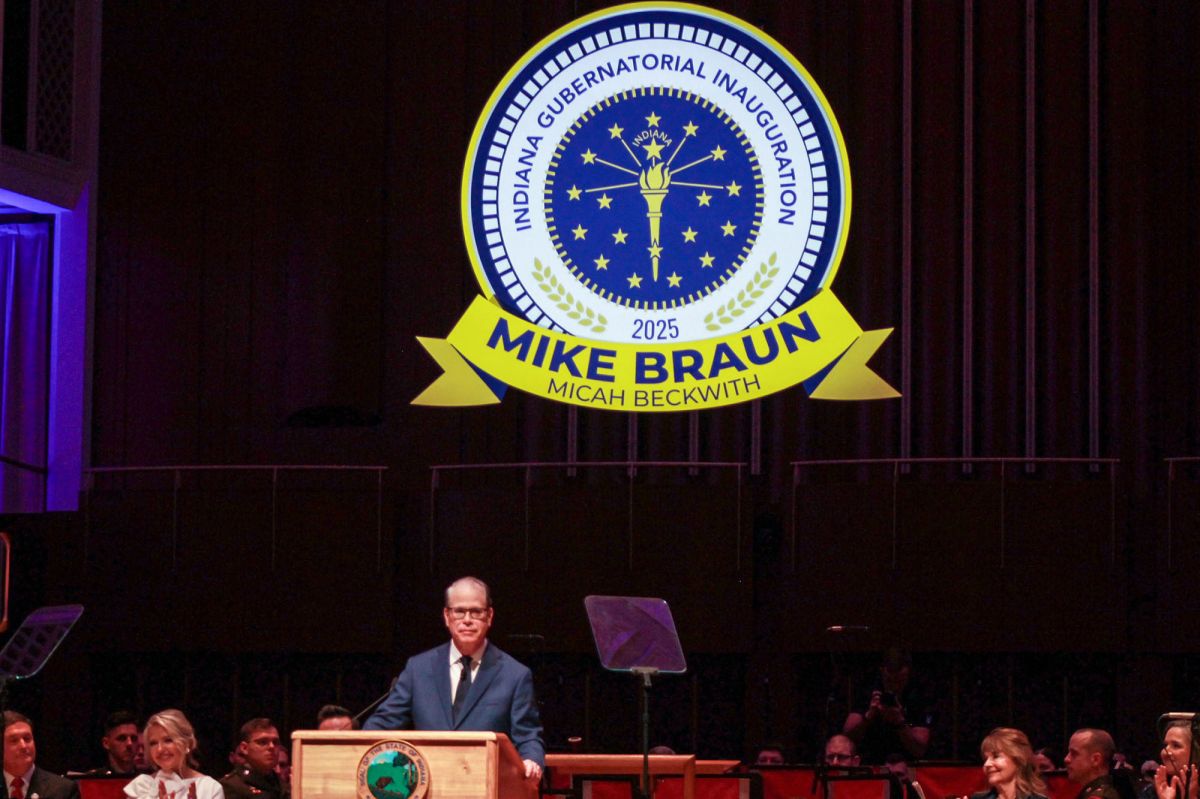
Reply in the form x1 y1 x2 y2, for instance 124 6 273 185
448 639 487 701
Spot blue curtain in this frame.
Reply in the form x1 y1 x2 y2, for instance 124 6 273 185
0 221 51 512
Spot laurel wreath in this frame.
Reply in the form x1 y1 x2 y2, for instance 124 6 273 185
532 259 608 334
704 253 780 331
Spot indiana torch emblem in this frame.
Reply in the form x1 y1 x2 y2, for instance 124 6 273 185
415 2 899 412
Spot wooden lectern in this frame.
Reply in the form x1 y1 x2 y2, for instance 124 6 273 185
292 730 537 799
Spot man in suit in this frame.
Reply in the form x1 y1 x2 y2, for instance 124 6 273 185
2 711 80 799
364 576 544 782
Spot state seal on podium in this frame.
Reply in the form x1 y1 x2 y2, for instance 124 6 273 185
356 740 430 799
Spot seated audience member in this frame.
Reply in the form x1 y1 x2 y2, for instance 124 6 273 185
753 744 786 766
316 705 357 731
843 648 932 762
3 710 80 799
825 734 861 768
1034 748 1059 773
122 709 222 799
274 746 290 790
134 733 147 772
1065 729 1120 799
1147 719 1199 799
1139 761 1159 794
887 752 926 799
87 710 142 776
969 727 1048 799
648 745 676 755
221 718 288 799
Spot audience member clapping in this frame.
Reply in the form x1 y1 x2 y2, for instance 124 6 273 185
1148 720 1199 799
123 709 224 799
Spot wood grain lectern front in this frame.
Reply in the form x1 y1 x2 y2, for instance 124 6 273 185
292 730 537 799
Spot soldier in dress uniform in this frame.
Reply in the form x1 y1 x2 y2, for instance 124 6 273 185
219 718 289 799
1066 729 1122 799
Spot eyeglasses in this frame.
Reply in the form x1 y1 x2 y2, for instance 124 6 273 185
447 606 490 620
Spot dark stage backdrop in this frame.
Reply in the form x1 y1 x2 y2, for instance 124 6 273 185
12 0 1200 772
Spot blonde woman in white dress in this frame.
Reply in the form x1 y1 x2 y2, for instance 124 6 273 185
123 709 224 799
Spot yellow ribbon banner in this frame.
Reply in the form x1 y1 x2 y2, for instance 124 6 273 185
414 290 898 411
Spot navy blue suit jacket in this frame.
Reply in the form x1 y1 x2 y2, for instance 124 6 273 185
2 767 80 799
363 642 545 765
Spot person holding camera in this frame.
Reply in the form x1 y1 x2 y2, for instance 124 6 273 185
843 648 932 763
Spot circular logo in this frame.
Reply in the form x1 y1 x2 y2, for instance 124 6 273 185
463 2 851 344
356 740 430 799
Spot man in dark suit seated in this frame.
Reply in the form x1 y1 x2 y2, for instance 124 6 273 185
364 576 545 782
3 710 80 799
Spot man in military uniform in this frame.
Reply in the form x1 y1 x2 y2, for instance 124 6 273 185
220 718 289 799
81 710 143 777
1065 728 1121 799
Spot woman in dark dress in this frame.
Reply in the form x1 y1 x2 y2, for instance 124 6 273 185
970 728 1049 799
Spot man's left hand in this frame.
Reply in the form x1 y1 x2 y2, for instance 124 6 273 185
523 759 543 782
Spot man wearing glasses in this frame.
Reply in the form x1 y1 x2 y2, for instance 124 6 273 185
363 576 545 782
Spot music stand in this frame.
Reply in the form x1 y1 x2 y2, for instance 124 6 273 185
0 604 85 711
814 765 900 799
585 595 687 799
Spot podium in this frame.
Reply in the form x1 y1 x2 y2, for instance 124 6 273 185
292 730 536 799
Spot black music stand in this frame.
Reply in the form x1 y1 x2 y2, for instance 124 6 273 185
0 604 84 711
585 595 687 799
814 765 901 799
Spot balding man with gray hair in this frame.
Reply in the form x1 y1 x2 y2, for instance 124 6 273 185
364 577 545 782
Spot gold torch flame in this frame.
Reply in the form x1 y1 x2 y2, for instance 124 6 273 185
639 163 671 281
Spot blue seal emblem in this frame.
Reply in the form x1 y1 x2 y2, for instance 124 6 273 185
546 88 763 309
462 2 850 343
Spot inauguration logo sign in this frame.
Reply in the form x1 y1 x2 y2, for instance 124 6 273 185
415 2 898 411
